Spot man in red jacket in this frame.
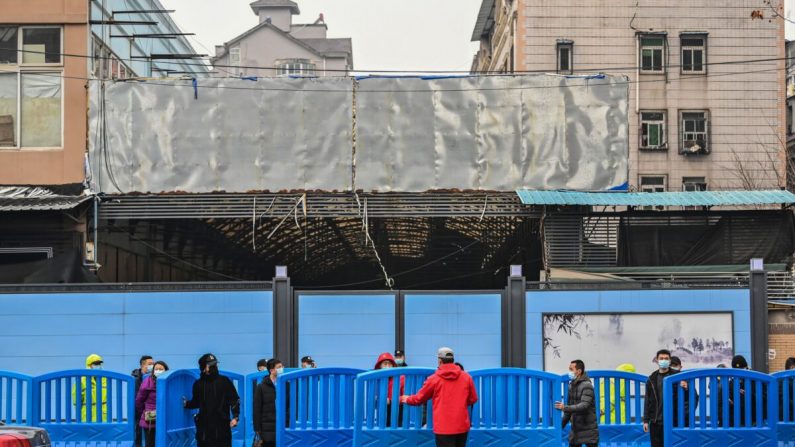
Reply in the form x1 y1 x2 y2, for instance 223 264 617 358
400 347 478 447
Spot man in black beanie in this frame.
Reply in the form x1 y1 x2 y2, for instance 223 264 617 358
184 354 241 447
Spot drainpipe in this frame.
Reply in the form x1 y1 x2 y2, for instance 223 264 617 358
635 36 640 114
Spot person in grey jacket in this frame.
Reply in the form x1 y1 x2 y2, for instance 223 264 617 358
556 359 599 447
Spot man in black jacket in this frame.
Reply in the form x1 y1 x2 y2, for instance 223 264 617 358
132 355 153 447
253 359 287 447
184 354 241 447
643 349 684 447
556 359 599 447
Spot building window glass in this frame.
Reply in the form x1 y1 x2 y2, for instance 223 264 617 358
682 177 707 191
0 27 18 64
91 36 133 80
640 111 666 149
277 59 316 76
0 26 63 149
21 27 61 64
640 175 666 210
681 35 706 73
20 73 62 148
681 111 709 155
640 35 665 73
0 73 18 147
557 42 573 74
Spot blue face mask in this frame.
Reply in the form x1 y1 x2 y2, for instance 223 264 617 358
395 359 404 366
658 360 671 370
567 371 577 380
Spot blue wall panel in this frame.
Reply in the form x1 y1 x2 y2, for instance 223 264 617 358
525 288 751 372
0 291 273 375
404 293 501 370
298 294 395 370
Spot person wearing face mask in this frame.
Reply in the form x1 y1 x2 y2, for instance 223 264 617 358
374 352 406 427
132 355 154 447
184 354 241 447
394 350 409 367
253 358 288 447
643 349 684 447
556 359 599 447
72 354 108 422
300 356 316 369
256 359 268 373
135 361 169 447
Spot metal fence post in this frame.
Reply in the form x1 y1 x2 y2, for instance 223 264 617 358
502 266 527 368
273 267 295 367
749 265 769 373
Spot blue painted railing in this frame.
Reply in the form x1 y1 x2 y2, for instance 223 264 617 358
0 371 33 425
663 368 778 447
32 369 135 447
589 370 648 446
773 370 795 446
470 368 562 447
353 367 435 447
277 368 363 447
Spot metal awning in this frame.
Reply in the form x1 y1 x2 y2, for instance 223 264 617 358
470 0 495 41
516 189 795 207
0 187 92 211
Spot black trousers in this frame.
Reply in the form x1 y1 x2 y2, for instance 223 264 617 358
435 433 468 447
650 422 665 447
569 444 598 447
143 427 155 447
134 414 143 447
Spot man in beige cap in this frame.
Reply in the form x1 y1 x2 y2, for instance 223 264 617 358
400 347 477 447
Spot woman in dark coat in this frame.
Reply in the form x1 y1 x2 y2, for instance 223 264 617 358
253 359 285 447
557 359 600 447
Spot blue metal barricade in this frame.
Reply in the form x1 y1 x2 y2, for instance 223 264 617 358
353 367 435 447
589 369 648 446
33 369 134 447
246 369 301 447
663 368 777 447
470 368 562 447
156 369 200 447
0 371 33 425
276 368 362 447
221 370 246 447
773 370 795 446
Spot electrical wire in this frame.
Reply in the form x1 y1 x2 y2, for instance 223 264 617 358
0 64 785 94
0 45 791 76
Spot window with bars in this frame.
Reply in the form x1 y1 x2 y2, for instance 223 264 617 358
640 35 665 73
680 111 710 155
681 35 706 73
557 41 573 74
640 111 667 149
682 177 707 191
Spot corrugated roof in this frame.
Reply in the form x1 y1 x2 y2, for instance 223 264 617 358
516 189 795 207
0 187 92 211
471 0 495 41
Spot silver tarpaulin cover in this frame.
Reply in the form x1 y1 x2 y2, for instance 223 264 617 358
89 75 628 193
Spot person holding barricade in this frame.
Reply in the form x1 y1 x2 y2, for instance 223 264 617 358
135 361 169 447
183 353 241 447
253 358 286 447
556 359 599 447
400 347 477 447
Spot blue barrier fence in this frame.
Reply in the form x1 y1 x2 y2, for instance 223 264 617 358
7 367 795 447
0 371 33 425
32 369 135 447
773 370 795 446
663 369 778 447
470 368 562 447
277 368 363 447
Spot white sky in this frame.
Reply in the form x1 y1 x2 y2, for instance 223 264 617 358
161 0 793 73
161 0 482 74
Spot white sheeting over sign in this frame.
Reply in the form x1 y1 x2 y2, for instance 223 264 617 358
89 75 628 193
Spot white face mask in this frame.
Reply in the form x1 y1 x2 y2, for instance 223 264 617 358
275 367 284 376
91 365 103 370
153 369 165 377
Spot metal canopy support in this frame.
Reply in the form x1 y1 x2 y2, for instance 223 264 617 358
272 274 295 367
